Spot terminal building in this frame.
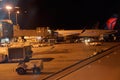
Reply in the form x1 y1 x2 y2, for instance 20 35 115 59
0 20 13 43
0 19 51 43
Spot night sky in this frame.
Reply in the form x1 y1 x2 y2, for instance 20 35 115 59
17 0 120 30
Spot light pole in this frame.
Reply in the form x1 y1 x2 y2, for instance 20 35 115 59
16 10 19 25
5 5 12 20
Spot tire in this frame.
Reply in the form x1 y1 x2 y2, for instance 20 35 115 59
16 67 26 75
36 68 41 74
33 68 41 74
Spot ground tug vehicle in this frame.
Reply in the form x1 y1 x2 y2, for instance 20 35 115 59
16 60 43 75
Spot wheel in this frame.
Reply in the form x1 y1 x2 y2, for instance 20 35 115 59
16 67 26 75
33 68 41 74
36 68 41 74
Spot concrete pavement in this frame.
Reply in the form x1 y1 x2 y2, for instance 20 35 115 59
31 42 120 79
0 42 119 80
59 44 120 80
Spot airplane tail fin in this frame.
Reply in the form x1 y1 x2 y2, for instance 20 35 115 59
81 26 86 33
104 14 118 30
